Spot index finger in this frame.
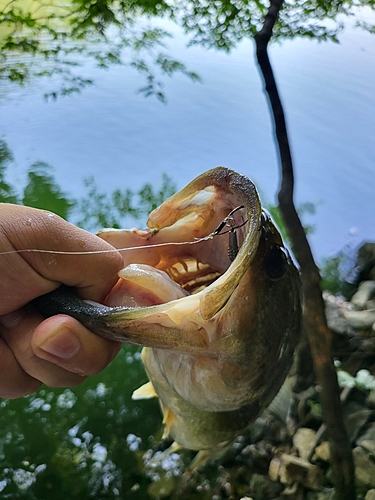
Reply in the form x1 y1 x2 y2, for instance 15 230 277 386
0 204 124 313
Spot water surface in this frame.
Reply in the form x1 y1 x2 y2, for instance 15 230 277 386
1 16 374 261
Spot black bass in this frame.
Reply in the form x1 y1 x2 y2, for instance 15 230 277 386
36 167 301 465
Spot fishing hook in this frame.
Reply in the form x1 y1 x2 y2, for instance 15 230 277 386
208 206 247 261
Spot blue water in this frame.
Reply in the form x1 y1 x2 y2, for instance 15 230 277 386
1 16 374 262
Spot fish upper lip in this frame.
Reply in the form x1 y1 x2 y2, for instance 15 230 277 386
97 168 264 321
101 203 261 322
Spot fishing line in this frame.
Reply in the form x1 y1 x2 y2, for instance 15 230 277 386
0 236 213 256
0 207 247 257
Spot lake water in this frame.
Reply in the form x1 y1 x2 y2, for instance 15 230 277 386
1 13 374 263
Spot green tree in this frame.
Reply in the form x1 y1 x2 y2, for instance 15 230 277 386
76 172 176 230
173 0 374 48
0 0 200 100
0 139 18 203
22 162 75 219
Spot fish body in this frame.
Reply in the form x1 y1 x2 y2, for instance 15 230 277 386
36 167 301 462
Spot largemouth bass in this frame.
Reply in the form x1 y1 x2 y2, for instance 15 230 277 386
36 167 301 465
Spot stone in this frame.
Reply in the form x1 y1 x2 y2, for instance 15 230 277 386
313 441 330 462
306 489 335 500
344 309 375 330
324 293 353 335
271 453 324 491
351 281 375 308
357 422 375 456
360 440 375 456
293 428 316 460
344 408 372 443
268 457 281 482
366 490 375 500
249 472 282 498
367 389 375 409
357 243 375 281
353 446 375 490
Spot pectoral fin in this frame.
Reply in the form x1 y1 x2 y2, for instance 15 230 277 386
132 381 158 400
162 406 176 439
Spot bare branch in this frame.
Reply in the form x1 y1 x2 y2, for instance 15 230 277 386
255 1 356 498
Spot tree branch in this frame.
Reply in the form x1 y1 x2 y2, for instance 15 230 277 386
255 1 356 498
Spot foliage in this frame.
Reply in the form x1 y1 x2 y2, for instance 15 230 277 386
320 255 345 295
174 0 375 51
266 200 316 246
0 140 18 203
320 247 360 297
0 347 164 499
1 0 374 100
0 0 200 101
22 162 75 220
0 140 73 213
76 172 176 230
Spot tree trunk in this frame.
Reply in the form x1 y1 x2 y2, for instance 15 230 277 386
254 1 356 498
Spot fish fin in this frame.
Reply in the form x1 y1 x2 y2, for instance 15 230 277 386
162 407 176 439
131 381 158 400
168 441 182 453
188 450 211 471
143 441 182 469
188 441 233 471
267 375 293 424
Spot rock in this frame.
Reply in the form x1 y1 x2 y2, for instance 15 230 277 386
282 483 299 496
360 440 375 456
312 441 330 462
351 281 375 308
269 454 324 491
268 457 281 482
353 446 375 490
293 428 316 460
357 422 375 442
357 243 375 281
249 472 282 498
324 293 353 335
344 408 372 443
357 423 375 456
248 416 267 443
367 389 375 408
355 370 375 390
306 489 335 500
344 309 375 330
366 489 375 500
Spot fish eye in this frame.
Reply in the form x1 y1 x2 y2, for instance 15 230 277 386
265 245 287 280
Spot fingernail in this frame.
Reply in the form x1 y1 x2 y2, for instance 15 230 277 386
39 326 81 359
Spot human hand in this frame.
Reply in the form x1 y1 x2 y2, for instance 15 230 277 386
0 204 124 399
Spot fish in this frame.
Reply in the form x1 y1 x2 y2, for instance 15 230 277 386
36 166 301 466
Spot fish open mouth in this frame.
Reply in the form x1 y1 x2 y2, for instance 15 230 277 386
98 168 263 317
